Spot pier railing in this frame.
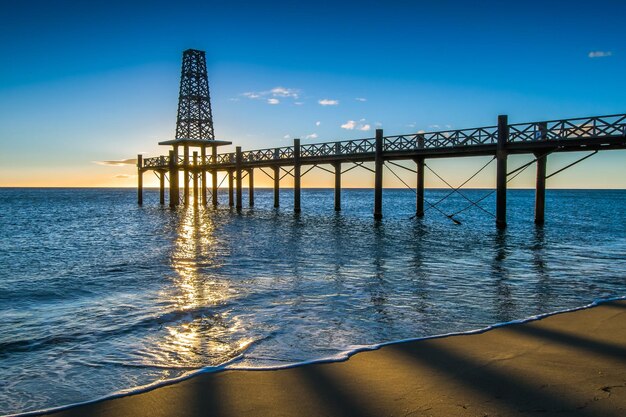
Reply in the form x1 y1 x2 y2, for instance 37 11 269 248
141 113 626 169
509 114 626 142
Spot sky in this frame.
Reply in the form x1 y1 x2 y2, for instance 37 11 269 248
0 0 625 188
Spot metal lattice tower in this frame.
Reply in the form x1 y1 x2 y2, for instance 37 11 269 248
175 49 215 140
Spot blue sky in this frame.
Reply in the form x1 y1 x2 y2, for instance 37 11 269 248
0 0 625 187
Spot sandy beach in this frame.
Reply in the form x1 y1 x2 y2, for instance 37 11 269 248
40 300 626 417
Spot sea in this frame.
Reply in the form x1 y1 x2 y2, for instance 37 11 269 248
0 188 625 416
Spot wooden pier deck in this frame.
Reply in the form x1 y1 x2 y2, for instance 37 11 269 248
138 113 626 228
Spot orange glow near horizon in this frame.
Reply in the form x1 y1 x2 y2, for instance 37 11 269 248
2 151 626 189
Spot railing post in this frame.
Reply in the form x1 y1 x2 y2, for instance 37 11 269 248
236 146 243 210
201 145 207 206
248 168 254 207
183 145 190 205
496 115 508 228
294 138 301 213
211 145 218 207
169 149 179 208
374 129 384 219
137 154 143 205
159 171 165 205
415 157 425 217
193 151 199 205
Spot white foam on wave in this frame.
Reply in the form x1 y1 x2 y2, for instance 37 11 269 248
6 295 625 417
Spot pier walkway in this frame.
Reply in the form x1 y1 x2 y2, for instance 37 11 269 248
138 113 626 227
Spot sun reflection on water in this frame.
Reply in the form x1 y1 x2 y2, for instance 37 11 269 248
153 206 251 368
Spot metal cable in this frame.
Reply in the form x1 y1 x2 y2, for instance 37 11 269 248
384 163 461 224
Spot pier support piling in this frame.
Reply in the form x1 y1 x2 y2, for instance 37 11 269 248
211 146 218 207
183 145 190 205
294 139 301 213
415 157 425 217
374 129 384 219
228 170 234 207
169 149 179 208
334 162 341 211
236 146 243 210
273 166 280 208
159 171 165 205
137 154 143 205
193 151 199 205
201 146 207 206
535 151 547 225
248 169 254 207
496 115 509 229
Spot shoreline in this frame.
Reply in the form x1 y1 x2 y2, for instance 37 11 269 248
8 296 625 417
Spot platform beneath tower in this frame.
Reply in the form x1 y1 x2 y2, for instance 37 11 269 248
158 138 232 147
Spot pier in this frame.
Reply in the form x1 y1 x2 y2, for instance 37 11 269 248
138 50 626 228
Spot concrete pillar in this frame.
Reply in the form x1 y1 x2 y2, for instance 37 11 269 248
496 115 508 229
183 145 189 205
236 146 243 210
248 169 254 207
193 151 198 205
294 138 301 213
201 146 207 206
415 157 425 217
137 154 143 205
211 146 218 207
374 129 384 219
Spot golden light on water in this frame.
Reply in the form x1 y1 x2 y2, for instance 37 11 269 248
157 205 245 366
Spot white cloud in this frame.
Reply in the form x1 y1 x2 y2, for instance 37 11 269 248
305 133 318 140
284 134 291 139
341 120 357 130
341 119 372 131
417 130 426 134
241 87 300 102
315 121 321 126
94 158 137 166
294 102 304 106
318 99 339 106
271 87 299 98
229 97 240 102
428 124 440 129
407 123 417 128
355 97 367 102
115 174 135 179
588 51 613 58
242 92 262 99
375 122 382 127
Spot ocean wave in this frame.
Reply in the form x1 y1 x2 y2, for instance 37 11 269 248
5 295 624 417
0 305 229 357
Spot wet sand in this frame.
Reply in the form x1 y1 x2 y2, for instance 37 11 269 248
45 300 626 417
